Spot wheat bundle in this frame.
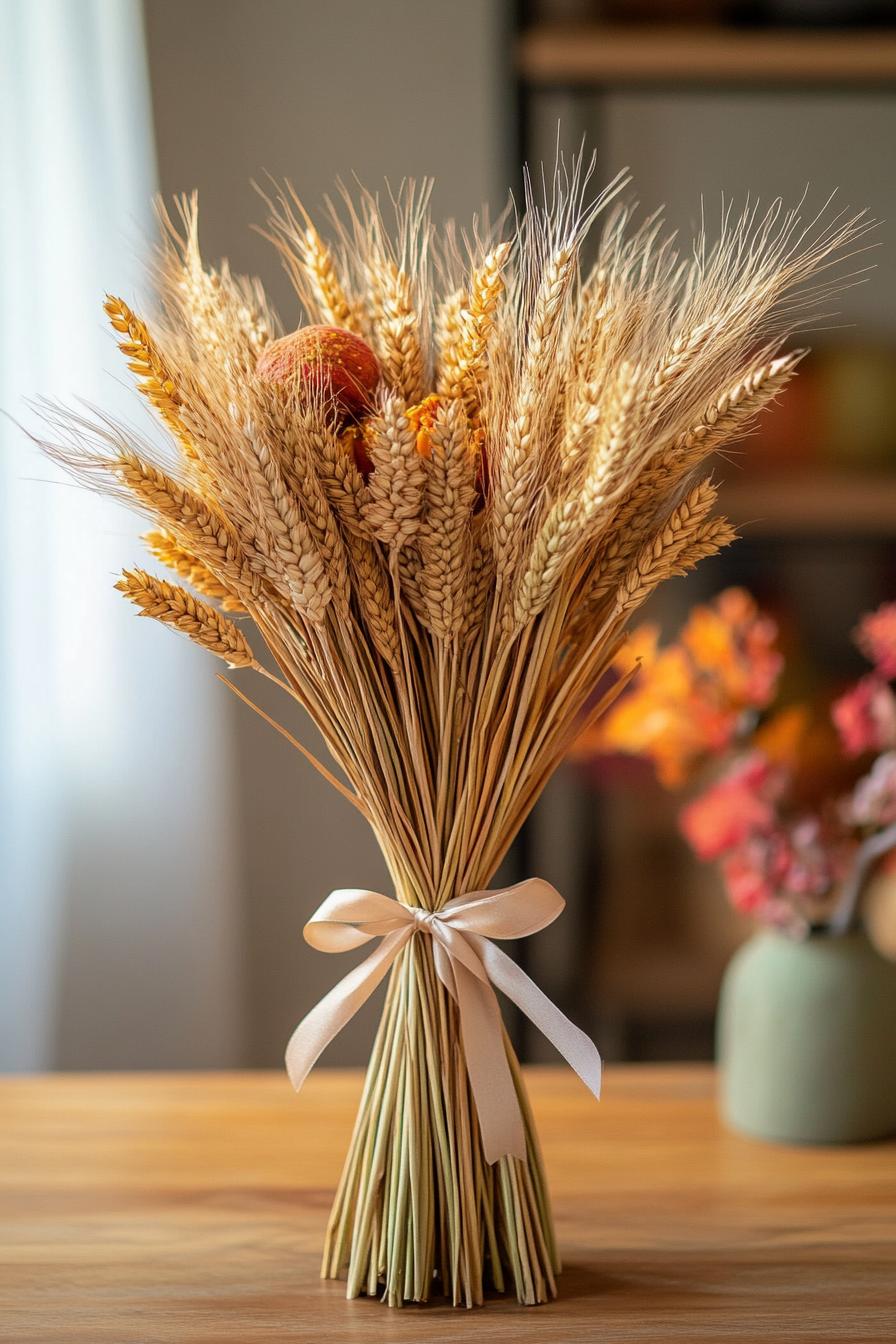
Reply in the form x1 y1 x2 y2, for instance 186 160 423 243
36 162 870 1308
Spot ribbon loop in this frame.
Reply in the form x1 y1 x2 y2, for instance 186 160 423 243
285 878 602 1164
302 887 409 950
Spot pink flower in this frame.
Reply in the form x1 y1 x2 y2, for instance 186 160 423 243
785 817 839 899
831 676 896 757
718 817 837 923
721 848 772 913
719 827 795 909
856 602 896 678
845 751 896 828
679 753 783 860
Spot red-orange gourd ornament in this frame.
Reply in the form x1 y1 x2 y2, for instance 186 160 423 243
256 324 380 420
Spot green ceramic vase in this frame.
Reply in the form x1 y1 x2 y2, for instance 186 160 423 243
716 926 896 1144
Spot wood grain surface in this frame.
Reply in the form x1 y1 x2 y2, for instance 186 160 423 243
2 1066 894 1343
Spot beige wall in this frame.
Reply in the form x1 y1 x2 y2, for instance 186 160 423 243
143 0 512 1063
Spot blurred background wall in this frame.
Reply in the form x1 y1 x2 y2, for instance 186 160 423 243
143 0 512 1067
521 2 896 1060
3 0 895 1072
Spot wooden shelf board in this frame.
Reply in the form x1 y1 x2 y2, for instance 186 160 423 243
518 24 896 86
719 471 896 537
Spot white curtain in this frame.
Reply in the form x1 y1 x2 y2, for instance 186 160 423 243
0 0 245 1069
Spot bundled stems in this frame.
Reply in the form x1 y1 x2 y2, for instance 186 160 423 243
324 936 557 1306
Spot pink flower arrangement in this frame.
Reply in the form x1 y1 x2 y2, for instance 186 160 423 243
575 592 896 934
680 753 843 930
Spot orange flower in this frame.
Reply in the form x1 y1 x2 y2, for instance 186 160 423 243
754 704 811 770
406 394 442 458
573 588 783 786
681 587 781 709
405 394 489 503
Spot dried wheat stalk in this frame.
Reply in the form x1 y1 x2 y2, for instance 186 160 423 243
115 568 256 667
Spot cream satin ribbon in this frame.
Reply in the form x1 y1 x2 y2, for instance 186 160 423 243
285 878 602 1164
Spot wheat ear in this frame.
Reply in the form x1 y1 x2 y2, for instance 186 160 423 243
115 568 256 668
259 395 352 613
673 351 803 457
438 243 511 413
557 376 602 486
346 534 401 671
615 479 722 614
466 526 495 632
362 395 426 548
585 349 803 604
113 450 259 601
369 258 425 404
435 288 469 398
162 195 268 375
418 398 476 640
680 515 738 566
514 364 622 625
579 361 644 526
241 418 331 622
104 296 196 458
316 426 371 537
648 315 720 404
297 225 358 328
512 497 581 629
142 529 245 612
492 245 577 587
398 545 429 626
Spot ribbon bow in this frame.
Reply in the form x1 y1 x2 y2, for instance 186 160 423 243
285 878 602 1163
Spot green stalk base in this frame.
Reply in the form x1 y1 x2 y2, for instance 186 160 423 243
322 937 559 1307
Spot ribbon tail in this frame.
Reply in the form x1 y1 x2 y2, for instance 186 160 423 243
448 958 528 1165
473 935 602 1103
285 927 409 1091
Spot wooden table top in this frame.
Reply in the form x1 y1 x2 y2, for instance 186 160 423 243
2 1065 894 1343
